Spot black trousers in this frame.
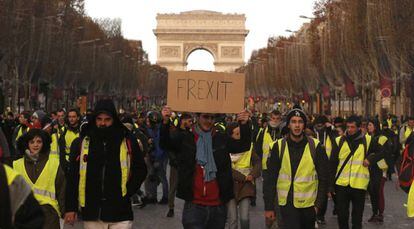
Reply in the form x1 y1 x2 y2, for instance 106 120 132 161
368 169 386 215
317 194 328 221
335 185 366 229
280 204 316 229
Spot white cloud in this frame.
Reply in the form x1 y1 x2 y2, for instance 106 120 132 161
84 0 315 64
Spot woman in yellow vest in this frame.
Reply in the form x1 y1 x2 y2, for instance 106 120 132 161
13 129 65 229
226 122 261 229
366 119 389 223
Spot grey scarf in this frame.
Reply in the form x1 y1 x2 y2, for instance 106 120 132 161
194 125 217 182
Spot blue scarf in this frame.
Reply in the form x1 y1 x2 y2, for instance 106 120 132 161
194 125 217 182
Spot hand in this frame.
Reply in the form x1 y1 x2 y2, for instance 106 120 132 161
161 106 172 124
265 211 276 221
148 138 153 144
363 159 370 167
246 175 254 182
237 110 250 124
314 206 319 214
64 212 77 225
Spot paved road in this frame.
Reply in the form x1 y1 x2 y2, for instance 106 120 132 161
66 174 413 229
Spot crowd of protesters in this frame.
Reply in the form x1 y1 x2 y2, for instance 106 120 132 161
1 100 414 229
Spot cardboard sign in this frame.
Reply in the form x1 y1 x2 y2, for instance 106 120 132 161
167 71 245 114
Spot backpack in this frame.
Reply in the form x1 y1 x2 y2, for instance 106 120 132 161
398 143 414 193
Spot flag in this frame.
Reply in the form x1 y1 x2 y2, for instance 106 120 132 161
322 85 330 99
344 76 357 97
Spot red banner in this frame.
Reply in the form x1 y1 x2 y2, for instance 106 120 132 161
322 85 330 99
344 77 357 98
380 74 393 98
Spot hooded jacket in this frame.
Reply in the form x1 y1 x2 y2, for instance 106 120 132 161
65 99 147 222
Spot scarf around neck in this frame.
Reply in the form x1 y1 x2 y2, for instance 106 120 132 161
194 125 217 182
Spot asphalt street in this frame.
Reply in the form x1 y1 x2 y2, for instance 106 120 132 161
65 174 413 229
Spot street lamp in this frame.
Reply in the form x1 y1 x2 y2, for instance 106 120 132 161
285 29 298 33
299 15 315 20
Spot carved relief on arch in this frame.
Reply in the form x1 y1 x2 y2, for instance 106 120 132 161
183 43 218 60
160 46 181 58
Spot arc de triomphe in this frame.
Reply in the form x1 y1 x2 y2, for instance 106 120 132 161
153 10 249 72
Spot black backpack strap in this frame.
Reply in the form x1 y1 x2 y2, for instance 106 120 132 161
335 136 354 182
279 137 287 161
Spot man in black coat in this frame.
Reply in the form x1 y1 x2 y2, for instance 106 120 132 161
64 99 147 228
160 106 251 229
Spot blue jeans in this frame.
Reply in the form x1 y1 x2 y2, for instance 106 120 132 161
182 202 227 229
227 198 250 229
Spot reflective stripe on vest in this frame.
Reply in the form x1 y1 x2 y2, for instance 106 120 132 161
4 164 20 185
13 156 60 216
277 138 319 208
78 137 130 207
231 144 253 176
64 130 79 161
335 135 371 190
262 127 274 170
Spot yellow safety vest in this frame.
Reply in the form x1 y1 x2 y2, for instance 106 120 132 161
277 137 319 208
261 127 274 170
79 137 130 207
387 119 392 129
376 135 389 171
16 126 29 142
231 144 253 176
13 156 61 216
405 126 413 140
408 182 414 217
63 130 79 161
4 164 20 185
335 135 371 190
49 133 59 160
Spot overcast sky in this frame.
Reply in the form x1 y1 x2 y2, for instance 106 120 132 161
84 0 315 70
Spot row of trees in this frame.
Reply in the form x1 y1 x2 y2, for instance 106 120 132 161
0 0 167 112
238 0 414 116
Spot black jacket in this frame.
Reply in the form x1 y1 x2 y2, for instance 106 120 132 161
263 136 330 211
65 99 147 222
160 122 251 204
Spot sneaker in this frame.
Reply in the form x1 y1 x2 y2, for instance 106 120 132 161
377 214 384 223
166 209 174 217
368 214 379 223
158 197 168 205
131 195 142 207
316 219 326 225
332 208 337 216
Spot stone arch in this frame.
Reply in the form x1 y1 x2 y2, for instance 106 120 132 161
154 10 249 72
